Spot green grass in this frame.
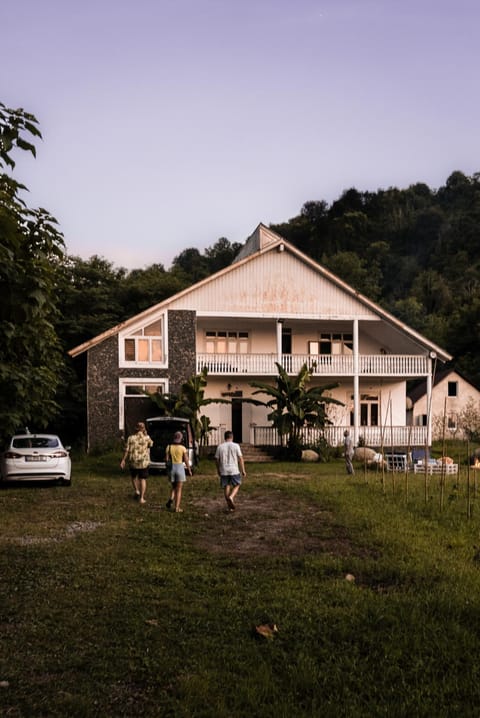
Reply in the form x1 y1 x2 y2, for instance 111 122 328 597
2 455 480 716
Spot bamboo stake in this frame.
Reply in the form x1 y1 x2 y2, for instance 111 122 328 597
389 396 396 495
424 357 437 504
424 429 429 504
380 393 391 495
405 424 412 503
467 440 472 520
440 397 447 512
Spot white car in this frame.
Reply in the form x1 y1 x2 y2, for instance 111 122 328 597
0 433 72 485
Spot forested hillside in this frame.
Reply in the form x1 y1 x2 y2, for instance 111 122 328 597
270 170 480 386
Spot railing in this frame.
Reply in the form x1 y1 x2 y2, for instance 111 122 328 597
196 353 429 377
252 425 428 449
201 424 428 449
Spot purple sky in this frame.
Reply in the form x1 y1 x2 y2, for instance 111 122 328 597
3 0 479 270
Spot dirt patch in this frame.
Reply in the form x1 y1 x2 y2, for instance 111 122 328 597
192 490 376 560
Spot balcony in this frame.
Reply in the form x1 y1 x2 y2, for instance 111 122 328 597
196 353 429 378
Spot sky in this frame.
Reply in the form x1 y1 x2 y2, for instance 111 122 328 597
2 0 479 270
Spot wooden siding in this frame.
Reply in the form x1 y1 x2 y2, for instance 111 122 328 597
168 251 379 318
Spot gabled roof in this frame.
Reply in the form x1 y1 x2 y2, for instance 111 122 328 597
69 223 453 361
408 368 479 404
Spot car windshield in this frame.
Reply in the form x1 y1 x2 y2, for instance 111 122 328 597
12 437 60 449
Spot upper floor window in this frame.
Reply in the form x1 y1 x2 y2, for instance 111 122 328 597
205 330 249 354
447 381 458 397
310 333 353 355
123 319 164 364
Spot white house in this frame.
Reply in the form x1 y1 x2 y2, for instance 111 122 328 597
408 369 480 440
69 224 452 452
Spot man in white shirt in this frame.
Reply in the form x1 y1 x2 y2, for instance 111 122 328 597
215 431 246 511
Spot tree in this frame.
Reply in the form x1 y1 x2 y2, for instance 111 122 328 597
55 254 127 350
322 250 382 300
250 363 343 457
204 237 242 273
120 263 187 317
0 103 66 442
171 247 209 282
458 398 480 443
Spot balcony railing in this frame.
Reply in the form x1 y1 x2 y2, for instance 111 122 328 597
196 353 429 377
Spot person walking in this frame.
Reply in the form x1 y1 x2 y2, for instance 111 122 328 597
215 430 246 511
120 421 153 503
165 431 192 512
343 429 355 475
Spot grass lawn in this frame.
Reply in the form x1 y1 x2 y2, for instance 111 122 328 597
2 454 480 717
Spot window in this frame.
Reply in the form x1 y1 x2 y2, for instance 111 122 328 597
282 328 292 354
447 414 457 430
123 319 163 364
448 381 458 397
316 333 353 355
124 384 164 396
205 330 249 354
350 394 379 426
119 378 169 430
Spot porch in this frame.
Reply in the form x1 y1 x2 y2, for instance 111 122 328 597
204 424 428 450
196 353 429 378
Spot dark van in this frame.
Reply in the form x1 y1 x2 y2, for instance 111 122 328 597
145 416 198 473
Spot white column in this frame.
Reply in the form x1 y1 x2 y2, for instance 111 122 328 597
353 319 359 446
276 319 283 364
426 358 433 446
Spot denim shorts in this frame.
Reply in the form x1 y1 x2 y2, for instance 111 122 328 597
220 474 242 488
170 464 186 483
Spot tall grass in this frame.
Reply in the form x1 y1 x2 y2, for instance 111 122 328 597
1 454 480 716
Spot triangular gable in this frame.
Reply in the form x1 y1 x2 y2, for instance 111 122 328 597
408 369 479 404
232 223 284 263
169 246 378 318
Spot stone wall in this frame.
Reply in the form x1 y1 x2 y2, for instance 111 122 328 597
87 335 120 451
167 310 196 393
86 310 197 451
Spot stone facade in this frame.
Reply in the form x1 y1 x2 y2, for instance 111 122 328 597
167 310 196 393
86 310 196 451
87 335 120 451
